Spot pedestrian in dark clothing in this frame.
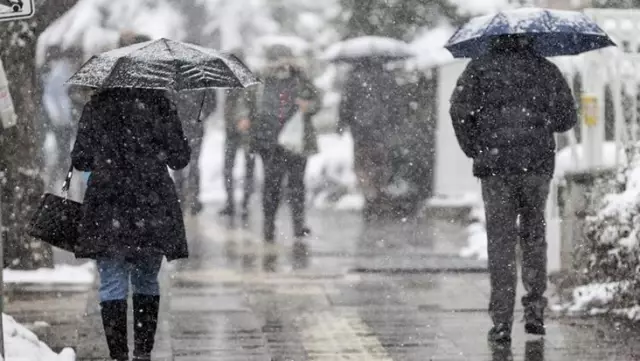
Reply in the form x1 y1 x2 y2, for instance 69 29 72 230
449 35 577 343
251 45 321 242
219 50 258 219
173 90 217 215
71 88 191 361
337 60 397 220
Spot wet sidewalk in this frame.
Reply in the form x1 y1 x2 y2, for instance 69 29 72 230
78 206 640 360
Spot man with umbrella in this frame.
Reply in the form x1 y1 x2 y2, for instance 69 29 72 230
219 48 257 220
327 36 414 221
337 59 399 221
447 8 615 343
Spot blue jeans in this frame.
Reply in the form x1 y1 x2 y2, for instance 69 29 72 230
97 256 163 302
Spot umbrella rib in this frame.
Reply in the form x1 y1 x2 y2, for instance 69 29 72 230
162 38 181 88
483 12 507 40
98 56 130 90
541 9 556 34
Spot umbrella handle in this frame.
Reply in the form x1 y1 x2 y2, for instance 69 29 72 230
196 92 206 123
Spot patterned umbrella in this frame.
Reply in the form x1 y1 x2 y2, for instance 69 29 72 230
445 8 616 58
66 38 259 90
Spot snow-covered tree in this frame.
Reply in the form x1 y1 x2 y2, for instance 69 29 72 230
577 145 640 307
0 0 79 269
338 0 466 40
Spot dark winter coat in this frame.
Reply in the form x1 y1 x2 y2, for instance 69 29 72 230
251 64 321 156
71 89 191 261
338 65 399 143
449 46 577 178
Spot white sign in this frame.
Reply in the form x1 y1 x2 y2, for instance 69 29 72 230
0 0 34 22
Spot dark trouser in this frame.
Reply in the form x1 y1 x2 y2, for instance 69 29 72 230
481 174 550 326
353 138 390 218
257 145 307 241
223 134 256 210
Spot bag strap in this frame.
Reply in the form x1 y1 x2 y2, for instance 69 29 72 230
61 165 74 194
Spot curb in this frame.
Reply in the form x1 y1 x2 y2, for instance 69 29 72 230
349 266 488 274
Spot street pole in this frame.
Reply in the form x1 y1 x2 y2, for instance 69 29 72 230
0 194 4 359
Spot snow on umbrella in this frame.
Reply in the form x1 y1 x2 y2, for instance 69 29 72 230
445 8 616 58
256 35 310 56
321 36 415 63
66 38 260 90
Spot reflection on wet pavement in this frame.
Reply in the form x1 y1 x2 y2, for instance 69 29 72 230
79 205 640 360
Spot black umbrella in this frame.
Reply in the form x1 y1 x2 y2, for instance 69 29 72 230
66 38 260 120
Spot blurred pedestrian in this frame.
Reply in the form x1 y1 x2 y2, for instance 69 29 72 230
219 49 258 220
71 88 191 361
337 59 397 221
40 45 76 190
173 89 217 215
449 35 577 343
251 44 321 242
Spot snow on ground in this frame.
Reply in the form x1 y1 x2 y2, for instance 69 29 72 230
3 262 95 285
459 221 488 261
427 192 481 208
551 281 629 315
1 314 75 361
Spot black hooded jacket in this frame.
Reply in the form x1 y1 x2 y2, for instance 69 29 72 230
449 39 578 178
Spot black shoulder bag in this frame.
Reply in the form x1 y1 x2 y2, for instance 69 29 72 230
27 165 83 253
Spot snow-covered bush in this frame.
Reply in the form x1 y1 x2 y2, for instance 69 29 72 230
569 145 640 311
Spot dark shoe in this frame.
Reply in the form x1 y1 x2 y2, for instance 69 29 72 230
524 306 546 336
100 300 129 361
133 294 160 361
294 226 311 238
219 204 235 217
488 323 512 344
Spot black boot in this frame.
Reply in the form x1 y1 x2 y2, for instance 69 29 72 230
100 300 129 361
294 226 311 239
488 323 512 344
524 307 546 336
219 203 235 217
132 294 160 361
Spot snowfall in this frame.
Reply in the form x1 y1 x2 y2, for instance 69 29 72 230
10 0 636 357
0 262 94 361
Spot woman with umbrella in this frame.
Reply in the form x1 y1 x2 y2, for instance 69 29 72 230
447 8 615 344
67 39 258 361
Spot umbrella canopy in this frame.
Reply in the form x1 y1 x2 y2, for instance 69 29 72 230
66 38 260 90
321 36 415 63
445 8 616 58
